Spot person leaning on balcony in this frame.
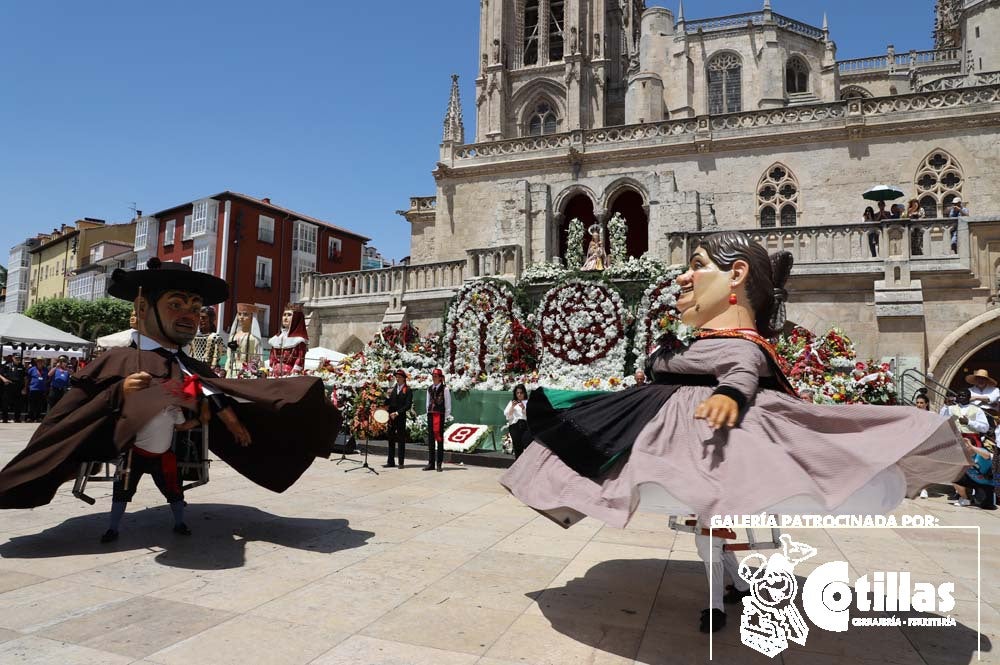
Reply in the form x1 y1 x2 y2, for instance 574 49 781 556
889 204 903 219
862 206 879 258
905 198 924 255
948 197 969 253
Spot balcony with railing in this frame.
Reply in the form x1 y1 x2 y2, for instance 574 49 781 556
450 84 1000 167
838 48 959 75
664 218 980 276
301 259 467 304
681 11 824 40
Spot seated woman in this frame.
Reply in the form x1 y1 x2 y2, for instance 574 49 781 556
500 231 969 634
953 438 995 510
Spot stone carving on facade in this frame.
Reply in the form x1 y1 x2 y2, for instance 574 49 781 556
493 38 501 64
564 61 578 85
594 33 601 57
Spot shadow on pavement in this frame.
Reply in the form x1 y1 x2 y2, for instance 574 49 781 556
530 558 992 663
0 503 374 571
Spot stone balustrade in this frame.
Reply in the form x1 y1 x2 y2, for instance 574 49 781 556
665 218 972 274
466 245 523 279
920 70 1000 91
838 48 958 74
301 259 466 303
303 219 999 311
450 85 1000 164
681 12 824 40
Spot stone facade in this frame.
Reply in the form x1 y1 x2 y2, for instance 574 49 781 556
306 0 1000 393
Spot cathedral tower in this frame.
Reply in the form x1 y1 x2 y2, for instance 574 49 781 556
474 0 644 142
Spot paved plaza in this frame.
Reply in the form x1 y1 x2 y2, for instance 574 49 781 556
0 424 995 665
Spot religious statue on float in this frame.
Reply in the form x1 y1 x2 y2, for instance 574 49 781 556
189 305 226 376
269 303 309 376
226 303 262 378
581 223 608 271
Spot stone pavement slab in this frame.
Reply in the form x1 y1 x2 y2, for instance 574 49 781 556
0 425 996 664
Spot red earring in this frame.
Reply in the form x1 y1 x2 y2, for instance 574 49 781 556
729 292 738 305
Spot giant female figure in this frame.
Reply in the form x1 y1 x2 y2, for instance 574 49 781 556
500 231 968 633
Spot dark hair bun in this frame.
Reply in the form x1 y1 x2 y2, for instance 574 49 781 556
146 257 162 270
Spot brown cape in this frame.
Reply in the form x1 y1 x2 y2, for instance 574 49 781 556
0 347 341 509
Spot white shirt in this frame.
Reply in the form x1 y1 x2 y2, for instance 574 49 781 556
940 403 989 434
504 399 527 425
425 384 451 421
134 406 186 454
130 331 220 454
968 384 999 409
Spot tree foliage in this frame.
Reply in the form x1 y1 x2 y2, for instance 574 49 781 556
25 298 132 341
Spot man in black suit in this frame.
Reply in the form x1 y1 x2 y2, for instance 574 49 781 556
384 369 412 468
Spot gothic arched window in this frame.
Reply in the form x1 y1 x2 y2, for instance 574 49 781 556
785 56 809 94
523 0 540 66
757 163 800 228
528 101 558 135
708 53 742 114
549 0 564 62
914 149 964 218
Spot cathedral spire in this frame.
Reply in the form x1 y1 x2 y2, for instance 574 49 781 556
677 0 684 23
442 74 465 145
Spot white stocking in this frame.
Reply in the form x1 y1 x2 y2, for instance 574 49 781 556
695 530 725 611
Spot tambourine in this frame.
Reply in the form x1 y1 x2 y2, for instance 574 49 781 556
372 409 390 424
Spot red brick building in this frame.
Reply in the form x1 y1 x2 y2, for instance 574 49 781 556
134 192 368 336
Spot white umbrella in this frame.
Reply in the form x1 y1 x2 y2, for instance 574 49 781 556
304 346 347 370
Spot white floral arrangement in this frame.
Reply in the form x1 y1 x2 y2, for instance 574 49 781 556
603 253 669 281
445 279 522 381
443 423 492 452
607 212 628 266
535 279 630 386
566 218 585 270
520 261 570 285
632 266 694 369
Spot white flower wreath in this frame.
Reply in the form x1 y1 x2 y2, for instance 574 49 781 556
536 279 630 387
632 266 695 369
445 279 522 380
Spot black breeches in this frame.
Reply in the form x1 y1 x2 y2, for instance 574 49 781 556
113 449 184 504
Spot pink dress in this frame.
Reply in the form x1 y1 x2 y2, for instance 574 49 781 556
500 337 968 527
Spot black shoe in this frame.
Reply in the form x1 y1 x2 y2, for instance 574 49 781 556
100 529 119 543
173 523 192 536
947 492 960 501
397 463 404 469
699 608 726 633
422 464 435 471
436 465 443 472
723 585 751 605
382 462 397 468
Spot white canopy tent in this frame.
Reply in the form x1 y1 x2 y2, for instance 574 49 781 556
304 346 347 370
96 329 135 349
0 313 93 358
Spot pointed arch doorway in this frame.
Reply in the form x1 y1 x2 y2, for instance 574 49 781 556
608 189 648 258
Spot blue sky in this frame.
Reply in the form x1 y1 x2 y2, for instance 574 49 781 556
0 1 933 267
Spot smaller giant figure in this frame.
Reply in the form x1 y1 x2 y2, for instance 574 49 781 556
226 303 262 379
269 303 308 376
190 305 226 375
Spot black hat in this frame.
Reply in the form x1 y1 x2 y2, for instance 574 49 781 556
108 258 229 305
